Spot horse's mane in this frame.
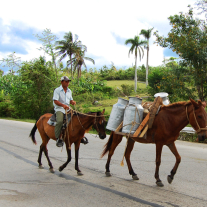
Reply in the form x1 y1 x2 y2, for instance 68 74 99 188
73 111 102 117
161 101 191 109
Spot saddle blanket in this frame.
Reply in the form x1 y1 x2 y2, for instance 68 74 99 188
47 113 72 126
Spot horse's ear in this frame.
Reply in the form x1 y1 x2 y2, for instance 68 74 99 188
190 98 199 109
102 109 105 114
202 101 206 108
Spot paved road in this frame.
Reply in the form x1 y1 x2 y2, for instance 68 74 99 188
0 119 207 207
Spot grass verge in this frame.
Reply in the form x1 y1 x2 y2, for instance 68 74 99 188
0 117 36 123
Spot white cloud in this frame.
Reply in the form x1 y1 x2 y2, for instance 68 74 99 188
0 0 198 69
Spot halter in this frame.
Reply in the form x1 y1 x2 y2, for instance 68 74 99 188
186 106 207 133
76 111 103 133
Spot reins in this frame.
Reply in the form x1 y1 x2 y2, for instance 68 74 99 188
186 105 207 133
67 105 104 136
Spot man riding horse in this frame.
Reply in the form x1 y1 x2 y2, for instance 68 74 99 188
53 76 87 147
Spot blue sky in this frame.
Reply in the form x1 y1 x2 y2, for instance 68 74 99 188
0 0 198 74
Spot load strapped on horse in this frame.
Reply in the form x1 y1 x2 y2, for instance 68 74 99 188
106 92 169 139
103 93 207 187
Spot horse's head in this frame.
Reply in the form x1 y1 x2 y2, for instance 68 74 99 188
93 109 106 139
189 99 207 141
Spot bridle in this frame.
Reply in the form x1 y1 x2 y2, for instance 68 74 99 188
93 113 106 134
76 112 104 134
186 105 207 133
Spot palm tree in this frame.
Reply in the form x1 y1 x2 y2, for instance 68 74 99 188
125 36 147 92
69 48 95 79
140 28 154 86
55 32 85 76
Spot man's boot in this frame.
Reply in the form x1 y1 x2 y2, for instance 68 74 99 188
56 137 64 147
81 136 89 145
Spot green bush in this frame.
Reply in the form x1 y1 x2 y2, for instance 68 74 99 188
0 91 15 117
121 84 134 96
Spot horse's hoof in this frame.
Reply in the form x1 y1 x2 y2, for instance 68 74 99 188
132 175 139 180
39 165 44 169
77 171 83 176
156 181 164 187
167 175 173 184
49 168 55 173
105 172 112 177
59 167 63 172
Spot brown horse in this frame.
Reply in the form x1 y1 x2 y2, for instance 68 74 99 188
30 110 106 175
101 99 207 186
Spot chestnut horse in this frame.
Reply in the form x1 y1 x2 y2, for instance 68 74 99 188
101 99 207 186
30 110 106 175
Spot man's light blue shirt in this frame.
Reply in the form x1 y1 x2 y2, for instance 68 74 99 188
53 85 73 114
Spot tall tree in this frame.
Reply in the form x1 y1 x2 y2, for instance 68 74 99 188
125 36 147 92
68 49 95 78
140 28 154 86
154 6 207 101
55 32 85 77
0 52 21 74
35 28 58 82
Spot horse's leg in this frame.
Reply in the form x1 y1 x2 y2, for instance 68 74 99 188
155 143 164 187
74 142 83 175
37 144 44 168
43 143 54 173
167 142 181 184
125 138 139 180
59 143 72 172
37 130 53 172
105 134 123 177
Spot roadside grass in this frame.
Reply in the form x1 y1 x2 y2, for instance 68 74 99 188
0 117 36 123
106 80 146 89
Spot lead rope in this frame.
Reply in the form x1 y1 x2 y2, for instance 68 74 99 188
62 109 71 151
120 105 142 166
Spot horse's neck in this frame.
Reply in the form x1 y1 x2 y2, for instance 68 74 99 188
162 104 189 133
77 114 95 129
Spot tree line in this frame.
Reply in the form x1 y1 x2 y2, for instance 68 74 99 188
1 0 207 120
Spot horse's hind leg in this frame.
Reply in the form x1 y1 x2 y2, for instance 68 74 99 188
38 130 54 172
105 134 123 177
167 142 181 184
155 143 164 187
43 144 54 173
125 138 139 180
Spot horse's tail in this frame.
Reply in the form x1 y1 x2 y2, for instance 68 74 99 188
29 120 38 145
101 131 114 158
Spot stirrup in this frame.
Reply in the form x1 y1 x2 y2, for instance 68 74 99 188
56 138 64 147
81 137 89 145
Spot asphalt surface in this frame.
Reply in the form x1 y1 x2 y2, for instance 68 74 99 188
0 119 207 207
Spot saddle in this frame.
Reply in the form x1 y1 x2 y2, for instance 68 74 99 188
47 113 72 127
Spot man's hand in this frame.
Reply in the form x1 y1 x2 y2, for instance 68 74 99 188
63 105 70 110
70 100 76 105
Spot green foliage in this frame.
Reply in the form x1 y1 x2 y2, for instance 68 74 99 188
121 84 134 96
154 6 207 100
99 65 135 80
0 90 15 117
148 66 196 102
0 70 3 76
12 56 57 119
